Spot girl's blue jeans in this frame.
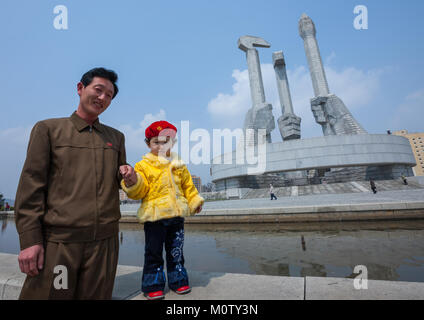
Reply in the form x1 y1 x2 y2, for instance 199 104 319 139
142 217 189 293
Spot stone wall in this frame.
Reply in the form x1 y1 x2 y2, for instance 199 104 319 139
214 171 320 191
321 165 414 184
200 191 227 201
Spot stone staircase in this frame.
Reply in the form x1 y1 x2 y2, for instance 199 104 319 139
242 179 424 199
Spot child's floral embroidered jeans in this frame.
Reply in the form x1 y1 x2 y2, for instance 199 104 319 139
142 217 189 293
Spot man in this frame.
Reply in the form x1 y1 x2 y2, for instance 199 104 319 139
401 175 408 185
370 179 377 194
269 184 277 200
15 67 133 299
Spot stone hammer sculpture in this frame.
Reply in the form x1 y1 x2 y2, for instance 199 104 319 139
238 35 275 145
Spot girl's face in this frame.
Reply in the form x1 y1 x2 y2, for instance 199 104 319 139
147 136 175 157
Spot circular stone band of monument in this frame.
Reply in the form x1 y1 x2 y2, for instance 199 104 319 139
211 134 416 181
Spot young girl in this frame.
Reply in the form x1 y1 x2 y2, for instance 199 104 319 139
119 121 204 300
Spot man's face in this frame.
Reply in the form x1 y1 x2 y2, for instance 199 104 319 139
77 77 115 118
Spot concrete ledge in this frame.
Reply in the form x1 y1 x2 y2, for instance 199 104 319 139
187 202 424 223
119 209 424 224
305 276 424 300
131 272 304 300
0 253 26 300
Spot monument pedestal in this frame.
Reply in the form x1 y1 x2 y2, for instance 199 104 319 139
212 134 417 193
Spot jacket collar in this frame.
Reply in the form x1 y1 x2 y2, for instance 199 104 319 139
70 112 103 132
143 152 185 169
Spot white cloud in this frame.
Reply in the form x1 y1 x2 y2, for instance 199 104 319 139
207 69 251 118
140 109 167 129
119 109 166 149
390 88 424 132
326 67 382 109
207 60 383 139
119 109 167 162
0 127 32 145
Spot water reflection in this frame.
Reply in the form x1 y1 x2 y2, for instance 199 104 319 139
1 216 8 233
180 220 424 282
301 235 306 251
204 221 424 281
1 218 424 282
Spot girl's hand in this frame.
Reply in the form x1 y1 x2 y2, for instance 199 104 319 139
119 165 137 187
195 205 202 214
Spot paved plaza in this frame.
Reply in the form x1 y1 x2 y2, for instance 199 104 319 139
201 189 424 210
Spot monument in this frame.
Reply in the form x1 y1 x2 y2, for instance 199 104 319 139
211 14 416 196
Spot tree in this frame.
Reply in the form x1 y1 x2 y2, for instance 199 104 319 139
0 193 4 210
201 183 216 193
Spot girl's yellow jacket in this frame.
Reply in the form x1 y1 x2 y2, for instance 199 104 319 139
121 152 204 223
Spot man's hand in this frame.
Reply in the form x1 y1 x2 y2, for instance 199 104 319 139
119 165 137 187
18 244 44 277
195 205 202 214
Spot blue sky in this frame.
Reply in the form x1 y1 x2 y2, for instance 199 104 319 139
1 0 424 198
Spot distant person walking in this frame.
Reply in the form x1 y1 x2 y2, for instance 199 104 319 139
5 202 10 211
401 175 408 185
270 184 277 200
370 179 377 194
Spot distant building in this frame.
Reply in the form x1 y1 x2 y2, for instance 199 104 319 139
192 175 202 192
393 130 424 176
119 189 128 201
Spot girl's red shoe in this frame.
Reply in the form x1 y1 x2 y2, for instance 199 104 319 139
144 290 165 300
174 286 191 294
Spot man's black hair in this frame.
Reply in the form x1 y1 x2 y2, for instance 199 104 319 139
80 67 119 99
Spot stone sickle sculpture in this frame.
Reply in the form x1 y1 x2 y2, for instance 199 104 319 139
238 35 275 145
273 51 301 140
299 13 367 136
